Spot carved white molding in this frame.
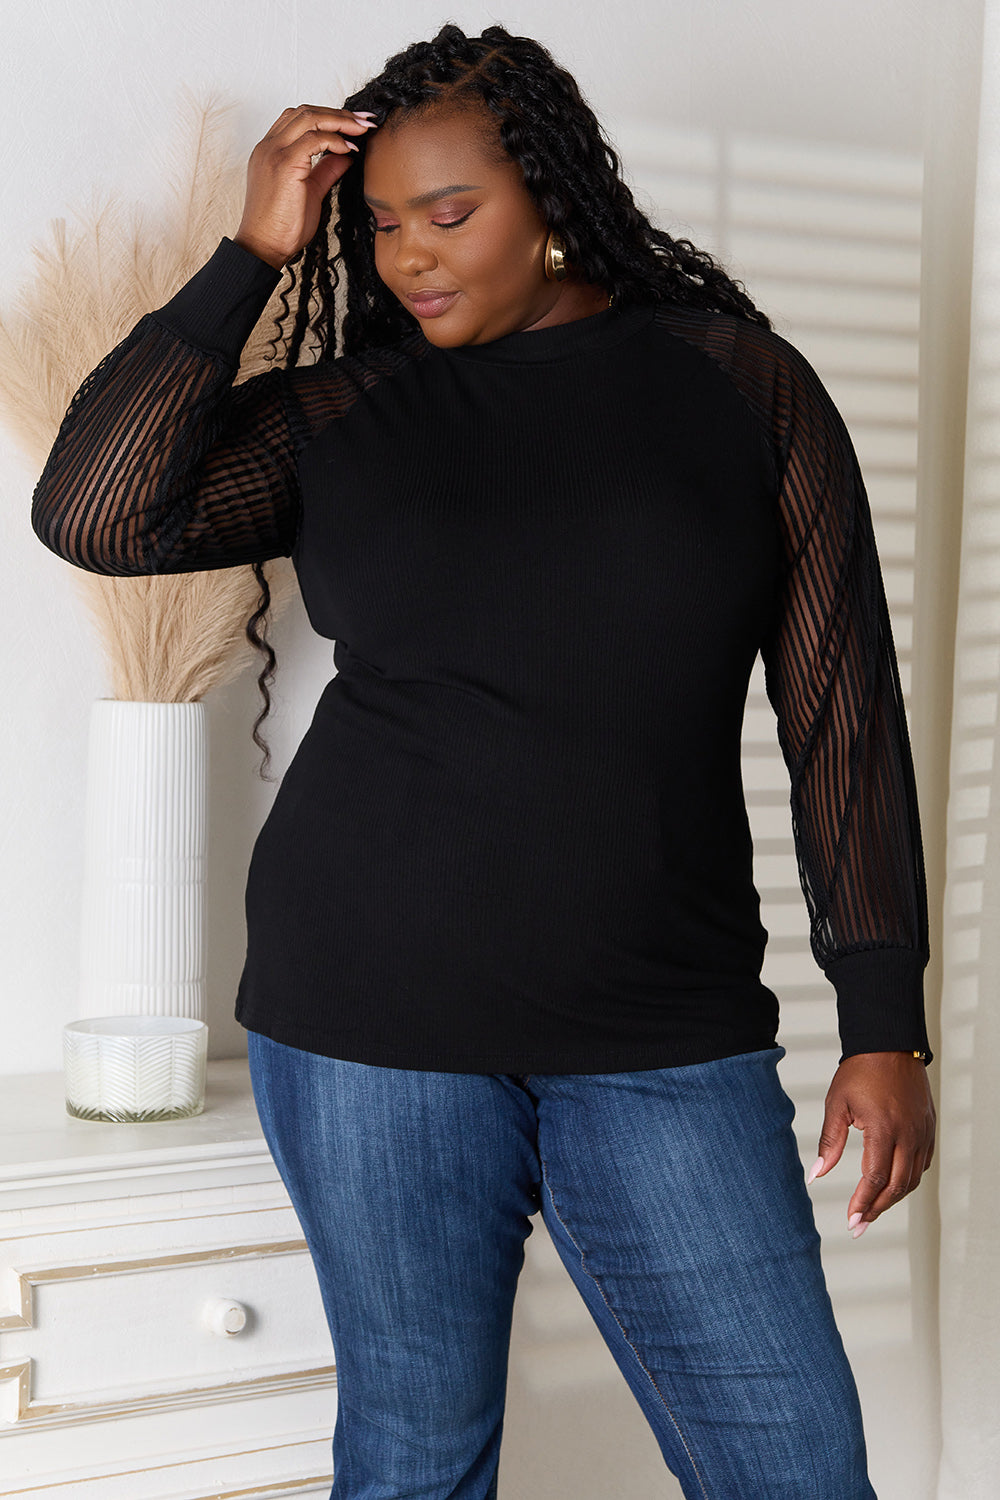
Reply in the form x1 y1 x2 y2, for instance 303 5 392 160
0 1239 336 1428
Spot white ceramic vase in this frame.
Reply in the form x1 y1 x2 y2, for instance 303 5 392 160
78 699 208 1021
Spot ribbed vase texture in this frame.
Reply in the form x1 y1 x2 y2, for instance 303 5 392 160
79 700 207 1020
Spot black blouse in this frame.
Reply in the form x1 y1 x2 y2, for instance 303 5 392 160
31 237 932 1072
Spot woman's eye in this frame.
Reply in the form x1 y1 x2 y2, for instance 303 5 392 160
372 210 475 234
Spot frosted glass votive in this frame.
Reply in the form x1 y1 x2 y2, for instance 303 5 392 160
63 1016 208 1122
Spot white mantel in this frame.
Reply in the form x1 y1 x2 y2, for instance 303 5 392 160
0 1059 277 1211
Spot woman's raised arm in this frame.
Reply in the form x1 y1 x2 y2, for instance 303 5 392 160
31 106 377 576
32 240 295 574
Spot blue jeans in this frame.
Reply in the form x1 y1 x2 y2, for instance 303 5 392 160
247 1034 877 1499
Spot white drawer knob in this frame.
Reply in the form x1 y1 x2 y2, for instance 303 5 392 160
202 1298 248 1336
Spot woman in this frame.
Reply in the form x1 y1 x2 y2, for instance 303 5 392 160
32 22 935 1500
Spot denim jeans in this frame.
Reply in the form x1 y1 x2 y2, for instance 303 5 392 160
247 1033 877 1499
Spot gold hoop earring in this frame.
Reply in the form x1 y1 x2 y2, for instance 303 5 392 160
544 231 568 282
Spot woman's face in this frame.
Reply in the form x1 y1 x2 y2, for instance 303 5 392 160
361 104 601 346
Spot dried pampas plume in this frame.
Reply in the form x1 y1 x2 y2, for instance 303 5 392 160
0 91 302 702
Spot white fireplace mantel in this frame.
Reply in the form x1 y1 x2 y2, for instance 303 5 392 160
0 1058 277 1210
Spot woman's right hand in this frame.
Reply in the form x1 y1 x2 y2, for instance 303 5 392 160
233 105 378 270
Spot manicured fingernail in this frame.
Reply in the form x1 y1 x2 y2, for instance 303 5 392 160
852 1221 870 1239
806 1157 825 1186
847 1211 863 1230
345 141 359 152
352 111 378 119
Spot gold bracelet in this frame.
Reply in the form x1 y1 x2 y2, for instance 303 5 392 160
912 1049 928 1061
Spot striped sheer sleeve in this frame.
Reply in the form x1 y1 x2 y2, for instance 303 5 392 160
31 238 298 575
656 305 932 1064
753 327 932 1063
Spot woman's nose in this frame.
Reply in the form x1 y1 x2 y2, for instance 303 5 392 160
393 232 437 277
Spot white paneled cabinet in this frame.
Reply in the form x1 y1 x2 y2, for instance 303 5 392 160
0 1060 336 1498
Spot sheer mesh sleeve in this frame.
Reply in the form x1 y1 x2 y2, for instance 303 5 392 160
656 306 932 1063
31 238 298 575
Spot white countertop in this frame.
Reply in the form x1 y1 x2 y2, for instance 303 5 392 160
0 1058 278 1211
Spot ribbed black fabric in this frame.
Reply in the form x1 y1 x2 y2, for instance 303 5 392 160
32 236 932 1071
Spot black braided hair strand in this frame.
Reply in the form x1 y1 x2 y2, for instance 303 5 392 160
247 560 277 781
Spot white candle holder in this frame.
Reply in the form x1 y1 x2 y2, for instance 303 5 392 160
63 1016 208 1122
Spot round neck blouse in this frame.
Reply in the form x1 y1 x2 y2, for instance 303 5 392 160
436 299 656 364
29 236 933 1072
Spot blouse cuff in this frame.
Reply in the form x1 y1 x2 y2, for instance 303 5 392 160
825 947 933 1064
149 237 283 364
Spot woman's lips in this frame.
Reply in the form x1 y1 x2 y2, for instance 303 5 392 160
406 291 459 318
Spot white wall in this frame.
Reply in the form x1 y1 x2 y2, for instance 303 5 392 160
0 4 963 1497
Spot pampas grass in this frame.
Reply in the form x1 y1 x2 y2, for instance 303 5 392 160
0 92 304 703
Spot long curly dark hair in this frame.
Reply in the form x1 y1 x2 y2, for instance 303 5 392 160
246 20 771 777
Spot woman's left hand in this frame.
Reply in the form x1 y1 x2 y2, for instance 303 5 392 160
807 1052 936 1236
